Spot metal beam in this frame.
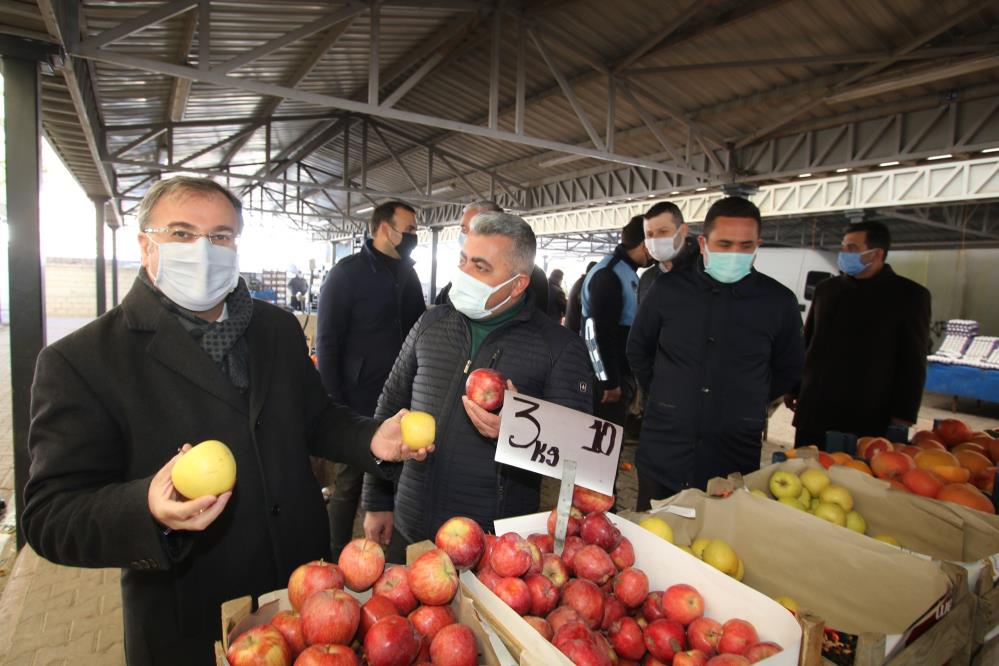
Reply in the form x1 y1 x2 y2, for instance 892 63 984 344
611 0 701 73
78 0 197 51
369 3 380 106
166 6 199 123
93 196 108 315
879 208 999 241
488 8 501 130
824 53 999 105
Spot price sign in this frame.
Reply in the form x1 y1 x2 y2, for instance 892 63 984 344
495 390 622 496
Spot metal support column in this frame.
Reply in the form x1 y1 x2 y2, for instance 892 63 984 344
109 217 120 307
93 196 108 315
430 227 439 302
3 53 46 549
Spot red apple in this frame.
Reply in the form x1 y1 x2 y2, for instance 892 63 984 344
717 619 758 656
687 617 723 656
435 516 486 570
743 641 782 663
705 656 750 666
581 512 622 551
524 616 554 641
613 568 649 609
561 536 586 575
528 532 555 554
547 605 583 632
358 595 399 640
465 368 505 411
407 549 458 606
408 604 456 646
641 592 665 622
560 639 613 666
288 560 345 612
643 619 686 662
601 594 628 631
270 610 306 658
227 625 292 666
477 535 497 573
525 541 544 575
490 533 533 578
673 650 708 666
363 616 422 666
608 617 647 660
935 418 973 447
300 589 361 646
610 537 635 570
642 656 668 666
574 486 616 514
596 633 618 665
430 623 477 666
542 553 570 590
294 644 359 666
338 538 385 592
525 573 560 617
547 506 584 538
562 578 606 629
553 621 594 650
575 544 618 585
476 566 502 591
373 566 419 615
661 584 703 626
494 576 532 615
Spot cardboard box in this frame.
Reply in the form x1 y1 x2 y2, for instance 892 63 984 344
461 511 802 666
646 488 965 665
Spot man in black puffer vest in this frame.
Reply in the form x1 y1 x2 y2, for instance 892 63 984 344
363 212 594 561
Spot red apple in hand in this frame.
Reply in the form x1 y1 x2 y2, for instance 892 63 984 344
288 560 345 612
717 619 758 656
373 566 419 615
408 549 459 606
363 616 422 666
430 623 478 666
339 538 385 592
359 595 400 640
644 619 687 662
270 610 306 658
465 368 505 410
662 584 703 626
226 625 292 666
294 644 359 666
435 516 486 570
301 589 361 646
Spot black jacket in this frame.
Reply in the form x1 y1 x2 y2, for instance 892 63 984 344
316 240 426 416
22 278 391 666
548 279 568 322
566 273 586 334
586 246 641 389
362 295 593 542
792 265 931 437
638 237 699 304
435 264 550 314
627 261 805 491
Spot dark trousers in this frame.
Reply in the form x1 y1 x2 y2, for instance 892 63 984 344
327 462 365 560
794 426 828 449
385 526 412 565
635 467 677 512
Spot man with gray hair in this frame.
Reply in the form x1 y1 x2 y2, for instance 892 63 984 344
434 200 549 312
364 211 594 561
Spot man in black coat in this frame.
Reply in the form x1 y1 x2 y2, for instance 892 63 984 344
21 177 429 666
627 197 804 510
565 261 597 334
547 268 568 322
362 212 593 562
316 200 426 558
638 201 698 303
786 220 931 446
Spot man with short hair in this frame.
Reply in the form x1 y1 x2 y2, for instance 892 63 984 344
363 211 593 561
786 220 931 446
21 176 428 665
638 201 698 303
582 215 652 426
288 270 310 310
627 197 804 509
316 200 426 558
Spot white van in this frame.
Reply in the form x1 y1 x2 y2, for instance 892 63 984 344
754 248 838 318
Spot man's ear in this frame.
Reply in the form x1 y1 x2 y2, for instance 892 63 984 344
510 272 531 298
698 234 707 256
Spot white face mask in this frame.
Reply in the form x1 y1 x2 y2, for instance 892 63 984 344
450 269 520 320
152 237 240 312
645 233 682 263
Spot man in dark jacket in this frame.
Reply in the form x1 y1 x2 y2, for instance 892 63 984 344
786 221 931 446
566 261 597 334
363 212 593 562
627 197 804 510
547 268 568 322
582 215 652 426
638 201 698 303
316 200 426 558
21 177 428 666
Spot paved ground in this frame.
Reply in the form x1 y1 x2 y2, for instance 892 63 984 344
0 319 997 664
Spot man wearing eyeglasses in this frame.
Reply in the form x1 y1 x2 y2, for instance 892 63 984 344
21 176 431 666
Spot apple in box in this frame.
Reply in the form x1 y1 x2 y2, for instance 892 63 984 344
269 610 306 658
294 644 360 666
288 560 345 612
300 589 361 646
363 615 422 666
226 624 292 666
373 566 419 615
435 516 486 570
465 368 505 411
430 623 478 666
407 548 459 606
338 538 385 592
359 595 399 639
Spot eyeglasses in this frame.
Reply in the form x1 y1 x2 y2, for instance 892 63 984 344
143 227 238 247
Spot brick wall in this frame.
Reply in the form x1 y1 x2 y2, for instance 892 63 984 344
42 258 140 318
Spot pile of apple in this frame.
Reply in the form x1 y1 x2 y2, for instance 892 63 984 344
226 537 478 666
762 468 901 546
676 538 745 583
462 487 783 666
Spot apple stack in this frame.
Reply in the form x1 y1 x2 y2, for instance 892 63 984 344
467 487 784 666
226 536 480 666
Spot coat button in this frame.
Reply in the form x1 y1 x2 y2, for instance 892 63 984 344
256 418 263 427
707 336 716 343
271 504 281 516
701 387 711 394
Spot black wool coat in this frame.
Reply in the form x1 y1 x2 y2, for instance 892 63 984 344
627 261 805 492
792 265 931 439
22 278 389 666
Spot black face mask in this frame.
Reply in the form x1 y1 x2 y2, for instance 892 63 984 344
395 231 418 259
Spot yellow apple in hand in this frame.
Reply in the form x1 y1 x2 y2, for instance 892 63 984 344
639 516 674 543
171 439 236 499
401 411 435 450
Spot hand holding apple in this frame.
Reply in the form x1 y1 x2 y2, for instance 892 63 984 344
465 368 506 410
148 444 233 532
375 409 435 460
462 379 518 439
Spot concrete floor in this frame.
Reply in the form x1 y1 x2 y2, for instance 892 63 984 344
0 319 997 664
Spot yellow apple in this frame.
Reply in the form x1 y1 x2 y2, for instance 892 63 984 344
797 486 812 506
749 489 769 499
690 537 712 559
799 468 831 498
809 498 820 513
873 535 901 547
171 439 236 499
778 497 807 511
734 557 745 581
702 539 739 576
813 502 847 527
775 596 799 613
819 484 854 513
769 470 802 499
846 511 867 534
401 411 436 450
677 544 695 555
639 516 674 543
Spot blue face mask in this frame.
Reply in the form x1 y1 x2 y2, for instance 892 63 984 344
458 232 467 248
837 249 875 276
703 245 756 284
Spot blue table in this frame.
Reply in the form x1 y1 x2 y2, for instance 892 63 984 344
924 362 999 406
